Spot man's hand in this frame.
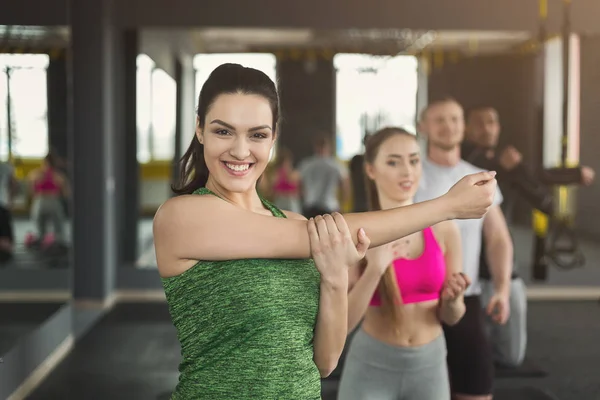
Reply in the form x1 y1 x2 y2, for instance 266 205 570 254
581 166 595 186
498 146 522 171
486 291 510 325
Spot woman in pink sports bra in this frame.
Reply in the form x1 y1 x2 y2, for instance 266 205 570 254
263 147 301 213
26 154 69 248
337 127 470 400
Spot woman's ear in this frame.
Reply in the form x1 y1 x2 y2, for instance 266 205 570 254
364 162 376 181
195 117 203 144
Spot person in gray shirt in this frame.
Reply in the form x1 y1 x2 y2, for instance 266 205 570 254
298 137 350 218
415 98 513 400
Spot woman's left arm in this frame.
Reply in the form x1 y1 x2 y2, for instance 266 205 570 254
286 211 369 378
313 271 349 377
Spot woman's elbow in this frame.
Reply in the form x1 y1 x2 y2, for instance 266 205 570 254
317 360 339 378
314 353 341 378
347 317 364 334
443 314 462 326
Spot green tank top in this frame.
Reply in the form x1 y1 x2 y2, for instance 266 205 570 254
162 187 322 399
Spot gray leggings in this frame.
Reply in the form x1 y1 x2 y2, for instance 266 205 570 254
337 328 450 400
480 277 528 367
31 195 66 242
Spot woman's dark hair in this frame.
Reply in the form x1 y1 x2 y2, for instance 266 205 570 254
361 126 417 326
274 147 293 169
172 63 280 195
44 153 56 168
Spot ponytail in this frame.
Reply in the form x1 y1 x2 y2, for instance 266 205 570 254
364 173 403 326
172 135 209 195
363 128 414 327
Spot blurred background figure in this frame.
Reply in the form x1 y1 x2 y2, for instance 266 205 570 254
264 147 302 214
298 137 351 218
25 153 69 250
0 160 18 262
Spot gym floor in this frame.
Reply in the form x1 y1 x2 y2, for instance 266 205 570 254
0 302 64 355
26 300 600 400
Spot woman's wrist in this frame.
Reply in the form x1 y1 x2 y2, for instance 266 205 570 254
433 195 457 221
442 295 461 308
366 261 386 279
320 271 349 290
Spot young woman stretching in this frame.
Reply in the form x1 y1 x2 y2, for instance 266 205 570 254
153 64 497 399
337 128 471 400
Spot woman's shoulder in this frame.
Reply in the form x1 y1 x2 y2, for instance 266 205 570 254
431 219 459 243
281 210 307 221
154 192 220 227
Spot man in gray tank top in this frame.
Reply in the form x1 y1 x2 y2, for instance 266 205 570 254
297 137 350 218
414 98 513 399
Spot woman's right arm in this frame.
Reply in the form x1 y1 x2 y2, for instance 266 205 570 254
153 171 496 263
56 173 70 198
347 261 384 332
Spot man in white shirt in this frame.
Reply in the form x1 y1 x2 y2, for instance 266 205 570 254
415 97 513 400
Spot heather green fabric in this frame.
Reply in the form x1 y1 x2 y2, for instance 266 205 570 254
162 187 322 399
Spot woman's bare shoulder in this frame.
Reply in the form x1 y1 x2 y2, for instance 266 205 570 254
281 210 307 221
431 219 459 240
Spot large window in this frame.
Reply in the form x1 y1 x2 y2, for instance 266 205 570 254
151 68 177 161
334 54 418 161
543 35 580 168
136 54 177 163
0 54 50 160
136 54 154 163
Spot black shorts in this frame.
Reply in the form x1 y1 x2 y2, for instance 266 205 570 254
443 295 494 396
0 206 14 242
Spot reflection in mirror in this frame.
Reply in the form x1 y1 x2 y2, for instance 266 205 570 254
0 53 71 270
0 25 71 379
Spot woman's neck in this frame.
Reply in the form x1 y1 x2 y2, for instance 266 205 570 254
205 177 265 213
378 195 413 211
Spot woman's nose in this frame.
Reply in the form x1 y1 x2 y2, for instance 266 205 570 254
229 137 251 159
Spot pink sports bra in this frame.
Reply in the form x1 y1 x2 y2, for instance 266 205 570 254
33 168 61 195
272 167 298 194
370 227 446 306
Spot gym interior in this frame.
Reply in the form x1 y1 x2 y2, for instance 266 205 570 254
1 1 600 399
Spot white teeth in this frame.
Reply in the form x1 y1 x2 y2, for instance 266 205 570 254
226 163 250 172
